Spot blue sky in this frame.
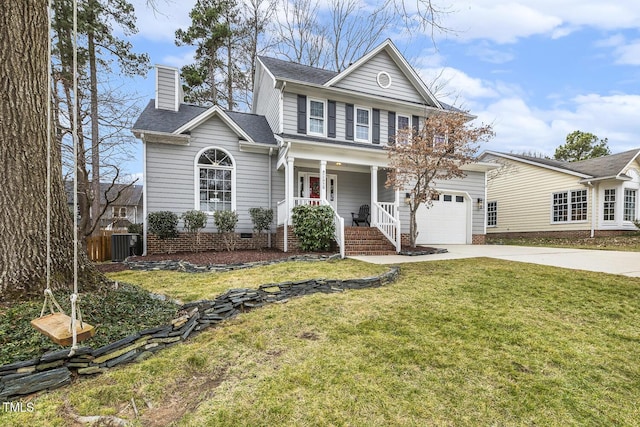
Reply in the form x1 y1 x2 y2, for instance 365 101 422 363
121 0 640 179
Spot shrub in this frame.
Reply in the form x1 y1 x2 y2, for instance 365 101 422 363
147 211 178 240
249 207 273 249
291 204 335 252
181 210 208 252
148 211 179 253
213 210 239 251
127 223 143 235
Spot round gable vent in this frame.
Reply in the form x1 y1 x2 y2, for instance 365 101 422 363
376 71 392 88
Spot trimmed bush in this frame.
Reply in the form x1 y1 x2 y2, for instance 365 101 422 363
127 223 143 235
249 207 273 249
181 210 208 252
213 210 239 251
291 204 335 252
148 211 179 253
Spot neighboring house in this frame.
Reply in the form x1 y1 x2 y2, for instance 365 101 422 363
479 149 640 238
65 182 143 230
132 39 496 256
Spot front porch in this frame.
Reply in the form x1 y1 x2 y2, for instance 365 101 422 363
276 155 402 257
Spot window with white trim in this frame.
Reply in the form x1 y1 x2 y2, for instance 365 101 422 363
355 107 370 142
308 99 325 136
552 189 587 223
397 114 410 144
603 189 616 221
487 201 497 227
197 148 234 212
112 207 127 218
624 189 636 221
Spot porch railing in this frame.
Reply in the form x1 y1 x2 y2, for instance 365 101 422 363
277 197 345 258
375 202 401 253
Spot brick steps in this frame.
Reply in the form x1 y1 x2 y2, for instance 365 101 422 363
344 226 396 256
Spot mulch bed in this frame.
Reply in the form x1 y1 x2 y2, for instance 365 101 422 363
94 249 336 273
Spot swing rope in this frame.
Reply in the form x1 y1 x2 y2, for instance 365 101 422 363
37 0 89 357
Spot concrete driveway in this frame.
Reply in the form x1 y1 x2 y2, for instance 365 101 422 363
350 245 640 277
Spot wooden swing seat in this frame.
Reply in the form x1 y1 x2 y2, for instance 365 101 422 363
31 313 96 347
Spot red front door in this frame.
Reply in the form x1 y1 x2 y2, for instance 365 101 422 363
309 176 321 199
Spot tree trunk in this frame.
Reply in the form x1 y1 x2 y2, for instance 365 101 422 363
0 0 105 303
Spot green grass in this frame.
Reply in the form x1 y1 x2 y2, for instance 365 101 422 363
2 259 640 426
488 233 640 251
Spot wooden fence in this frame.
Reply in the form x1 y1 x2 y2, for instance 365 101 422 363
86 233 112 262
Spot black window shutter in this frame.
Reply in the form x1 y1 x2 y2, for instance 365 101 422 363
297 94 307 134
388 111 396 143
372 109 380 144
345 103 354 140
328 100 336 138
412 115 420 132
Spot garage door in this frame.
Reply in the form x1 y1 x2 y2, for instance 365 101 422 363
416 193 468 244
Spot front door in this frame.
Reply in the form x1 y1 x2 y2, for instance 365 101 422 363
299 173 338 211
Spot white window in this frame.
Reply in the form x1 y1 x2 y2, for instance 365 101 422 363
603 189 616 221
112 207 127 218
552 189 587 223
308 99 325 136
196 148 235 213
355 107 370 142
397 114 410 144
487 201 497 227
624 189 637 221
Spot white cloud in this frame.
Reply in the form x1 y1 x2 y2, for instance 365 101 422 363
130 0 195 42
439 1 640 44
162 50 197 68
613 40 640 65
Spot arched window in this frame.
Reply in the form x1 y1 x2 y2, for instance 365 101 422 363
196 148 235 212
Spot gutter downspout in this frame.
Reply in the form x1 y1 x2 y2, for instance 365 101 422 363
268 147 273 248
141 134 148 255
587 181 595 238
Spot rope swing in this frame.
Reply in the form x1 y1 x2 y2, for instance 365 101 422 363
31 0 95 353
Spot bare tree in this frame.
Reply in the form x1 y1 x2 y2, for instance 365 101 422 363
275 0 329 68
386 111 494 247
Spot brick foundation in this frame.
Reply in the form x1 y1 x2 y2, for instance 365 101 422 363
147 232 270 255
472 234 486 245
487 229 637 240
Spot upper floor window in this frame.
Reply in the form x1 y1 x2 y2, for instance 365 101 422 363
355 107 370 142
308 98 326 136
112 207 127 218
397 114 411 144
603 188 616 221
196 148 235 213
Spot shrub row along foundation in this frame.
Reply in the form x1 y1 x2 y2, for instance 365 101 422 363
0 266 399 401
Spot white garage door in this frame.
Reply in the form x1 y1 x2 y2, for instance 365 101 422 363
416 193 468 244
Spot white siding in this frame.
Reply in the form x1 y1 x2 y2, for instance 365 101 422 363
252 63 281 133
146 115 276 233
485 156 592 233
333 51 425 105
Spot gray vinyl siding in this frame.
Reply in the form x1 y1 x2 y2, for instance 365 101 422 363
283 92 298 135
156 67 177 111
252 64 280 133
333 51 425 105
146 115 276 233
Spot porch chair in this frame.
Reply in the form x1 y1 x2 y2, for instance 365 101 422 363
351 204 370 226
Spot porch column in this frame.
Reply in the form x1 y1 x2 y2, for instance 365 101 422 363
370 166 378 226
287 157 295 224
320 160 327 201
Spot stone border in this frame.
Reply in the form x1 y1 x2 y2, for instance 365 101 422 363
399 248 448 256
124 253 342 273
0 266 399 401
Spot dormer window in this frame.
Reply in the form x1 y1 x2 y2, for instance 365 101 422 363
308 98 326 136
355 107 371 143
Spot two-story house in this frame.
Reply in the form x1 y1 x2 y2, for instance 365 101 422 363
132 39 495 256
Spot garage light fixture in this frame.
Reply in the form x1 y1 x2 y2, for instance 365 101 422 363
476 198 483 210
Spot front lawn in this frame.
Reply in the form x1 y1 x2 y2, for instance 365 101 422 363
2 258 639 426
